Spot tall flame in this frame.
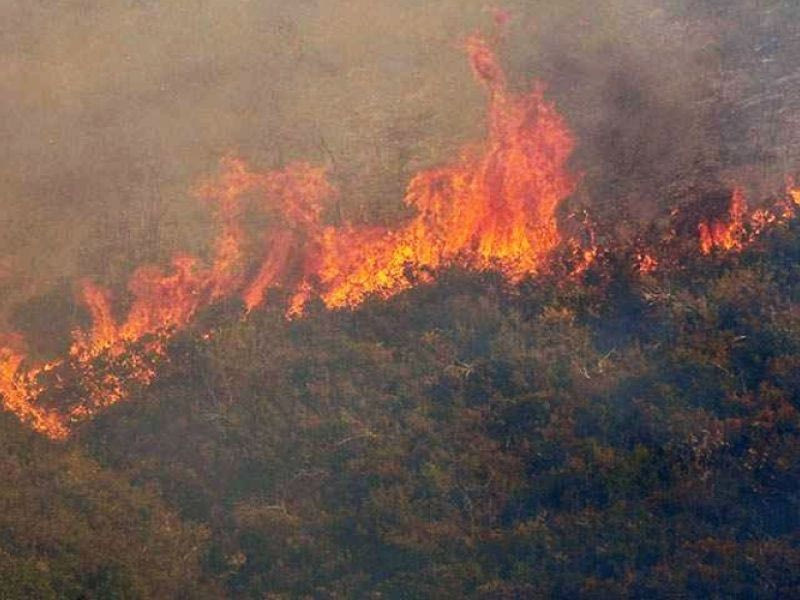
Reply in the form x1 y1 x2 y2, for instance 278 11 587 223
3 26 798 441
0 31 575 438
281 34 573 311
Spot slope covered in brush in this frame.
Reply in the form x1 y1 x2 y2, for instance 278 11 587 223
69 216 800 598
0 412 218 599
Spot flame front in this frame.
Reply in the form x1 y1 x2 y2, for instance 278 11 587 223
0 32 575 438
198 34 576 312
295 36 573 309
2 28 797 441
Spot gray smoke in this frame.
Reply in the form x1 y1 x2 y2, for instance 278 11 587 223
2 0 799 353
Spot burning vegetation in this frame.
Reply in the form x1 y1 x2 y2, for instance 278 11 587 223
1 26 800 440
1 30 577 437
5 4 800 597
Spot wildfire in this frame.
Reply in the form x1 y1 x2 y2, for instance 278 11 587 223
698 188 747 254
637 253 659 274
697 186 799 255
0 29 575 438
1 23 799 441
294 34 575 310
199 34 575 313
0 347 68 439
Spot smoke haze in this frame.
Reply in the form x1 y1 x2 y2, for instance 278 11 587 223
2 0 800 351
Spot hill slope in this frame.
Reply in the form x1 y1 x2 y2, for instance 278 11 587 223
68 218 800 598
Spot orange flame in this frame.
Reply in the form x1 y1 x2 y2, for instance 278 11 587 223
0 31 575 438
696 186 799 256
296 34 574 310
197 33 575 312
698 188 747 254
4 25 798 441
0 347 68 439
637 253 659 274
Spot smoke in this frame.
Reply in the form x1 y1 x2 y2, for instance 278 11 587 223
2 0 799 349
499 1 800 232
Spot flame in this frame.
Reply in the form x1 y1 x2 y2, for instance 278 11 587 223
789 186 800 207
0 152 256 435
193 33 575 313
0 347 68 439
697 186 799 256
698 188 747 254
0 30 575 438
293 34 575 310
636 253 659 274
2 23 799 440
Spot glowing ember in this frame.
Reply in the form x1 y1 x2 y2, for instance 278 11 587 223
637 253 659 274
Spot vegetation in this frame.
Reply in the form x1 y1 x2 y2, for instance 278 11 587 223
0 413 217 598
1 217 793 597
4 1 800 598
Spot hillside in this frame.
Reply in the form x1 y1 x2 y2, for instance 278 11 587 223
0 412 217 598
3 2 800 598
60 220 800 597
